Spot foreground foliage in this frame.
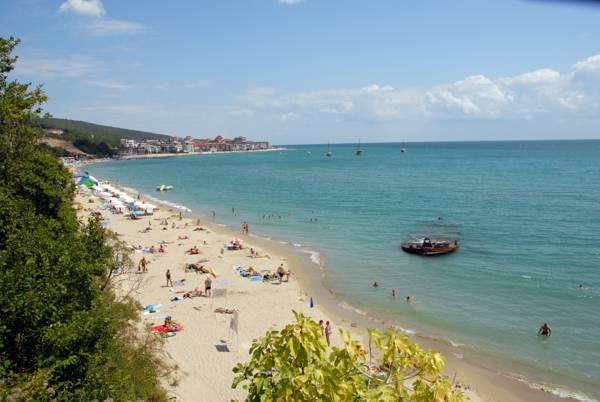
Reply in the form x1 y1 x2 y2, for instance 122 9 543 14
233 312 464 401
0 36 170 401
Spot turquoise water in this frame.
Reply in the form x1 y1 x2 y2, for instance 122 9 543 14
89 141 600 399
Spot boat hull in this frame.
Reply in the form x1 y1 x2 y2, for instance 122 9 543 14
401 243 458 256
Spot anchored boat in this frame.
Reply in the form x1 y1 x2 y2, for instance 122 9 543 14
401 237 459 256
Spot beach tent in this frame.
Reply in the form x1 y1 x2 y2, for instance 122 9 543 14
75 172 99 188
78 177 96 188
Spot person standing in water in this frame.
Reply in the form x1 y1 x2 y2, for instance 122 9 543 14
391 289 396 298
538 322 552 337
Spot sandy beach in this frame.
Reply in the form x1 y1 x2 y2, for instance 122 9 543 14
75 184 578 402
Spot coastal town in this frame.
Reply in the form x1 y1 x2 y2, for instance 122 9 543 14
118 135 272 156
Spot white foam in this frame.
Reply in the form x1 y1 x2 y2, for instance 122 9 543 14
389 324 417 335
510 375 598 402
450 340 465 348
293 243 303 247
338 301 367 316
521 275 532 279
299 249 321 265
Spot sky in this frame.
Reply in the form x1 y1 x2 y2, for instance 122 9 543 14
2 0 600 144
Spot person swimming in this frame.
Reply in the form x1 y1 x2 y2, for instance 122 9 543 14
372 282 379 288
538 322 552 337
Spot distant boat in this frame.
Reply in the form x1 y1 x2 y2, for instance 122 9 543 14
156 185 174 192
356 139 363 156
400 142 407 153
326 143 332 157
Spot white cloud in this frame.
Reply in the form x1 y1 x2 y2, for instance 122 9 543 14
58 0 145 36
237 54 600 122
279 0 303 5
280 112 298 121
15 54 102 79
59 0 105 17
573 55 600 73
88 79 132 91
86 18 146 36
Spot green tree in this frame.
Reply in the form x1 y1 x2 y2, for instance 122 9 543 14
0 35 171 401
233 312 465 402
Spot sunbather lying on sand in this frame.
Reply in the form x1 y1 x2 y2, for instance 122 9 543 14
214 307 235 314
186 246 200 255
163 317 183 332
183 288 203 298
186 263 209 274
193 227 206 231
240 267 258 277
160 240 174 244
177 236 189 240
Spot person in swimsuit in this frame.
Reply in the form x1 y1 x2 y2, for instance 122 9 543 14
538 322 552 336
325 321 332 346
166 269 173 287
277 264 286 283
204 275 212 297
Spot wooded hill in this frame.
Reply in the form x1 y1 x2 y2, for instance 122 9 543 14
36 118 172 157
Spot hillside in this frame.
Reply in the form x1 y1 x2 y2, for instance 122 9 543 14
36 118 172 146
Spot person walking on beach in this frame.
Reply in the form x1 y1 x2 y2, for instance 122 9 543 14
179 211 182 220
205 275 212 297
318 320 325 337
277 264 286 283
325 321 332 346
166 269 173 287
139 257 148 273
538 322 552 337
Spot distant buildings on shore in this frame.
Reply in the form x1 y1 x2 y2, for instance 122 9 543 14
119 135 271 156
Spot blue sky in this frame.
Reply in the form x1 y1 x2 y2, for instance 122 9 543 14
2 0 600 144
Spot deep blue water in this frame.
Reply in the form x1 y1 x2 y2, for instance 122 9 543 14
89 141 600 399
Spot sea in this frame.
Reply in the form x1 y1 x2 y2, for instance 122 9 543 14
88 141 600 400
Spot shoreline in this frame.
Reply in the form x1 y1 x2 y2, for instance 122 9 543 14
118 147 287 160
82 163 590 401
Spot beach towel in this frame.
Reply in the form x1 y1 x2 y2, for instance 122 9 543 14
143 303 162 312
173 279 186 287
152 324 183 332
249 275 263 282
